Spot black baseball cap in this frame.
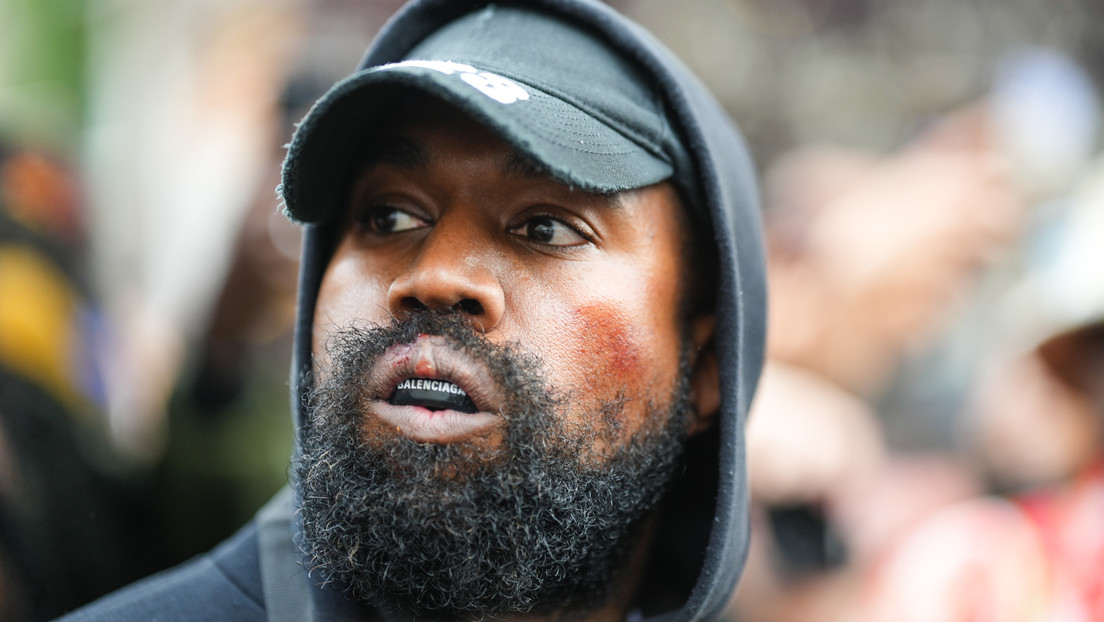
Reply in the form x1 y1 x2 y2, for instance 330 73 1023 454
280 3 696 224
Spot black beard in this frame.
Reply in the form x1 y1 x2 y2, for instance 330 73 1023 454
295 311 692 620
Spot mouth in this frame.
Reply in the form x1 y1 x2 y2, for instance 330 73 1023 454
388 377 478 413
363 336 504 443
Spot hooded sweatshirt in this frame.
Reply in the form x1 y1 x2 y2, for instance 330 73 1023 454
60 1 765 620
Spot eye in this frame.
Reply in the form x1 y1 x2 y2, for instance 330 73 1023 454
511 215 587 247
356 205 427 234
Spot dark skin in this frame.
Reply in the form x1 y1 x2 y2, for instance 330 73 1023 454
310 97 719 620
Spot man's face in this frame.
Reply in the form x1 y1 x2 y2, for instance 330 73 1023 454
300 95 715 618
311 97 709 455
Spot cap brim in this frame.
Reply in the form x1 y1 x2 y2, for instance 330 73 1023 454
281 60 673 223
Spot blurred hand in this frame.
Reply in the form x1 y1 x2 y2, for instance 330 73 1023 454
767 105 1025 395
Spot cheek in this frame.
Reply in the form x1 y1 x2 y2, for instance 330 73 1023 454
518 255 684 392
538 286 682 402
312 250 393 357
569 303 642 377
543 293 684 441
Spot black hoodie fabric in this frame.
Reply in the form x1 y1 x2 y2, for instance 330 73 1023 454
59 1 765 621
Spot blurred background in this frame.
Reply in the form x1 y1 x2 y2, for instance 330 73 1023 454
0 0 1102 620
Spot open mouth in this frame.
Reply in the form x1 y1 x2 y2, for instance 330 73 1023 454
364 337 503 443
388 377 478 413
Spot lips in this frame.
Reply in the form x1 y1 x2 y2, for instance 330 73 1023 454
363 335 503 443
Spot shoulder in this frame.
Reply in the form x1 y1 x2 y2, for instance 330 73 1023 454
57 521 265 622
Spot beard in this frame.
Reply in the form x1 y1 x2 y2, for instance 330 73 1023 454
295 311 692 620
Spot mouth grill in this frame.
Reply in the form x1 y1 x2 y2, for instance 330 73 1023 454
389 377 478 413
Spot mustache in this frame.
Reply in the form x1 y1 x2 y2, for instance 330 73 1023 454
313 310 484 381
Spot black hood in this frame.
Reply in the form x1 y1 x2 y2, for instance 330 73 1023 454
282 1 767 619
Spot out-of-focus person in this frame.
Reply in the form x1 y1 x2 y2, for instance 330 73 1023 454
860 329 1104 622
731 93 1036 621
731 46 1104 622
0 144 148 620
858 151 1104 622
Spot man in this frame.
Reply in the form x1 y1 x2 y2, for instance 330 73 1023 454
63 0 766 620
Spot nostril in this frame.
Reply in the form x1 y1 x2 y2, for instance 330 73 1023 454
401 297 428 311
455 299 484 315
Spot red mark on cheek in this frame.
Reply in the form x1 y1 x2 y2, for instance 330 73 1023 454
573 303 641 377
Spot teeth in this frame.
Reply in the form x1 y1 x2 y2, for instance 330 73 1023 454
389 378 478 413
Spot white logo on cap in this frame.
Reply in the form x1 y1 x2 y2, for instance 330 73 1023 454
459 72 529 104
385 60 530 105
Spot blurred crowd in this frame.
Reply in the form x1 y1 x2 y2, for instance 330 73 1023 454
1 0 1103 620
734 69 1104 621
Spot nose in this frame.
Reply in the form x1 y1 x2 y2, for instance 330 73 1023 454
386 226 506 332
